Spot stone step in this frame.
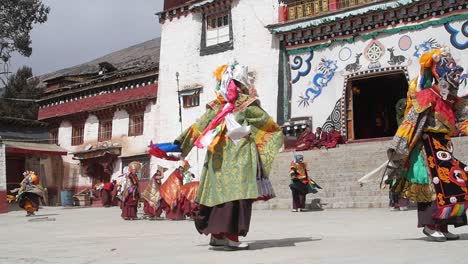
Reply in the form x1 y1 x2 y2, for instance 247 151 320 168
266 137 468 209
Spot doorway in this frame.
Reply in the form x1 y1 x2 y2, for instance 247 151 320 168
6 155 25 193
346 71 408 140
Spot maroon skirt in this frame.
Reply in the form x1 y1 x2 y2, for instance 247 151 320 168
121 196 138 220
194 199 253 236
143 200 157 217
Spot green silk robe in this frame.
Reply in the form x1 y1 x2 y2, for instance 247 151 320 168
175 94 283 207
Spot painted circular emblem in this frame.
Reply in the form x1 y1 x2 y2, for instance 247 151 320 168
366 43 384 61
339 47 352 61
450 196 458 204
398 35 412 51
436 151 452 161
433 177 440 184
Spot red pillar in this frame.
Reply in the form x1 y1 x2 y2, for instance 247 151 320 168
0 190 7 213
329 0 339 11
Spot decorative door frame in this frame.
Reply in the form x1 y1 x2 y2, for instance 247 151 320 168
339 66 410 140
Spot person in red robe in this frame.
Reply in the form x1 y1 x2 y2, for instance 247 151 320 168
121 162 141 220
142 166 167 219
180 181 200 219
156 160 189 220
295 127 322 151
322 127 345 148
101 180 115 207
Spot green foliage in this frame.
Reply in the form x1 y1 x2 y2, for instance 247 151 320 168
0 66 44 119
0 0 50 84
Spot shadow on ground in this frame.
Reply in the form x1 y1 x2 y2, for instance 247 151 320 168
247 236 322 250
401 233 468 242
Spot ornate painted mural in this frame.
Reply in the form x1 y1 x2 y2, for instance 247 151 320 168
287 20 468 130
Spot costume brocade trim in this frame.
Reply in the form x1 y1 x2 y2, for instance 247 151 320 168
411 87 457 135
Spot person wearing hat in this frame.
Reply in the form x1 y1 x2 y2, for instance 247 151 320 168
380 47 468 241
289 154 322 212
121 162 141 220
142 165 167 219
173 60 283 250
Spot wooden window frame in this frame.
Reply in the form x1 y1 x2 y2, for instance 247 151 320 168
71 124 84 146
128 113 144 136
98 119 113 142
182 94 200 108
49 128 59 145
180 88 201 108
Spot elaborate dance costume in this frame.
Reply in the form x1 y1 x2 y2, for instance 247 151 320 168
142 165 167 219
289 154 321 212
173 61 283 250
373 47 468 241
157 161 187 220
121 162 141 220
13 171 44 216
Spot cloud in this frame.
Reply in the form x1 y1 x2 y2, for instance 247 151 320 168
10 0 164 76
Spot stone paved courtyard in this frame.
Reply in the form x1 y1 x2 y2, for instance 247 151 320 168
1 206 468 264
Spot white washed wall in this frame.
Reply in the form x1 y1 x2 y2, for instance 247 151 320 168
289 21 468 129
56 101 159 187
157 0 280 177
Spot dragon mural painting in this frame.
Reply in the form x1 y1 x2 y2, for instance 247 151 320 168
295 58 338 108
287 20 467 133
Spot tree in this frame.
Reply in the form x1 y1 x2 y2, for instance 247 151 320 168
0 0 50 85
0 66 44 119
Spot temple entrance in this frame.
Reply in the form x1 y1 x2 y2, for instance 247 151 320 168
346 71 408 140
5 155 25 194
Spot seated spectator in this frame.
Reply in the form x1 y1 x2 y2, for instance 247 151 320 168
295 127 322 151
322 127 345 148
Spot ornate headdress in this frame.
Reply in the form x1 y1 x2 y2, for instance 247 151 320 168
213 59 251 98
128 161 142 174
418 46 464 100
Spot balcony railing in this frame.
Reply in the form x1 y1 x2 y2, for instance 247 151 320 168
284 0 379 21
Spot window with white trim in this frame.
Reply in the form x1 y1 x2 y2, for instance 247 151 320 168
206 12 230 46
200 8 233 56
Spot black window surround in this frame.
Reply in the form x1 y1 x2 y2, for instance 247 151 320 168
200 8 234 56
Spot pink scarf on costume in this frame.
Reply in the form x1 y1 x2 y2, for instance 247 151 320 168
194 80 239 148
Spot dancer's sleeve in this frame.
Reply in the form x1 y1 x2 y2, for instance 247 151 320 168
245 104 284 176
175 107 217 157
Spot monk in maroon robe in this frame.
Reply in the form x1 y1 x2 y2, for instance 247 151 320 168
295 127 322 151
322 127 345 148
121 164 140 220
101 180 115 207
142 166 167 219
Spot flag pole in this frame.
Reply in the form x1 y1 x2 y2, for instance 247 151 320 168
176 72 183 134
